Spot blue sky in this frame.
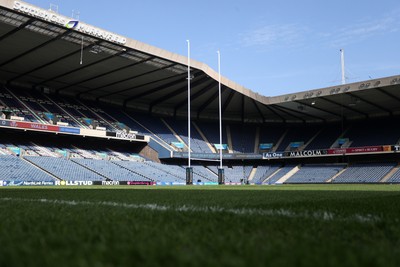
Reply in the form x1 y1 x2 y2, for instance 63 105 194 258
26 0 400 96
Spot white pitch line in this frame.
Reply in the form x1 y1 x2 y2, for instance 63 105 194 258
0 197 380 224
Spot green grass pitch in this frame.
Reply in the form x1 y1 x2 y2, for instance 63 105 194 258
1 184 400 267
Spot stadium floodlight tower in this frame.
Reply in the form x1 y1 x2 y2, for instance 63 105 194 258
186 40 193 185
217 50 224 185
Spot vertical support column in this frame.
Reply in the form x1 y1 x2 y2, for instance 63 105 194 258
186 167 193 185
218 167 225 185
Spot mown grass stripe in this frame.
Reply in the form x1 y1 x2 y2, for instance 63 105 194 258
0 197 380 223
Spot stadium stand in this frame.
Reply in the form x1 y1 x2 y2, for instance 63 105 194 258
163 118 212 153
229 124 256 153
251 165 281 184
277 125 320 152
0 155 56 181
386 167 400 183
332 163 396 183
305 124 344 150
71 158 149 181
285 164 346 183
343 119 400 147
2 1 400 187
25 156 105 181
264 165 296 184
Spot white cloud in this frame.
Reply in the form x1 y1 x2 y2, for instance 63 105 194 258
241 24 307 48
326 13 400 47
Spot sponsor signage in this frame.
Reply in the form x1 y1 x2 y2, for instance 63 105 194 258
1 181 55 186
59 126 80 134
328 146 383 155
263 150 327 159
115 130 137 140
0 119 11 126
13 1 126 44
126 181 155 185
156 182 186 186
55 181 93 186
214 144 228 150
288 149 327 157
171 142 185 149
263 152 284 159
392 145 400 152
0 119 148 143
259 143 273 150
172 152 263 160
8 121 60 131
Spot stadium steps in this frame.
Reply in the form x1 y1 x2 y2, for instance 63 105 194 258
4 86 46 124
111 161 153 181
262 168 282 184
71 159 111 180
330 126 350 148
42 93 86 128
226 125 233 153
326 166 348 183
192 122 216 153
161 118 188 150
247 167 258 182
272 129 288 152
142 162 184 181
76 100 117 131
254 127 260 153
121 111 174 152
276 165 300 184
31 142 59 157
191 166 217 182
380 164 400 183
23 156 61 181
302 129 323 150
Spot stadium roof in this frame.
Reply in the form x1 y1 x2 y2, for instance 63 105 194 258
1 0 400 124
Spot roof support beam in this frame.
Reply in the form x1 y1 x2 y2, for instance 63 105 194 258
270 105 305 123
74 56 156 97
30 41 102 88
377 88 400 104
348 92 392 115
94 63 178 100
222 91 235 115
275 104 325 122
263 104 286 123
149 75 208 112
122 74 188 107
319 96 368 118
294 100 342 118
11 42 125 85
251 99 266 122
196 87 227 119
0 18 35 42
1 29 72 68
241 95 245 123
173 81 216 116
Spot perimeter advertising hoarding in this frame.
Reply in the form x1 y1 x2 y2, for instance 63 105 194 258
59 127 80 134
91 181 155 186
172 152 263 160
263 150 326 159
8 121 59 132
1 181 55 186
327 146 383 155
0 119 81 135
263 146 391 159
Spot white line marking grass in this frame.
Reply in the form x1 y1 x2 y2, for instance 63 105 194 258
0 197 380 224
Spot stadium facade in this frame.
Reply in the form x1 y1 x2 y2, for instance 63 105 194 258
1 0 400 186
